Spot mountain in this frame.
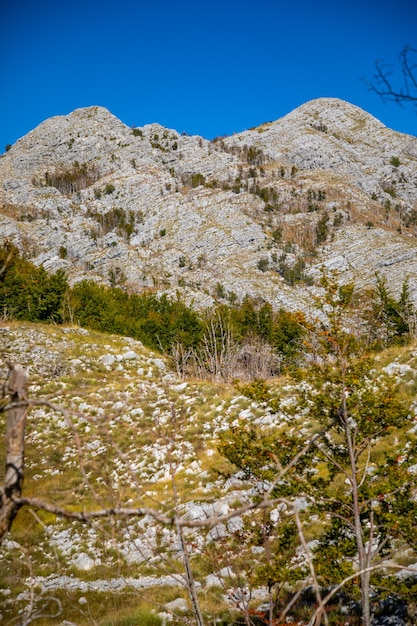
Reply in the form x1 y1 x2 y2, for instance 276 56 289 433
1 98 417 310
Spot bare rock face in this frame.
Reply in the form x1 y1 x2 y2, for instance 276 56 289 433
1 98 417 309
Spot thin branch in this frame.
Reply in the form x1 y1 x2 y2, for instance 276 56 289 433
365 46 417 107
308 562 417 626
290 502 327 626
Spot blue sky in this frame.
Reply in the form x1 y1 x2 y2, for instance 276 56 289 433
1 0 416 152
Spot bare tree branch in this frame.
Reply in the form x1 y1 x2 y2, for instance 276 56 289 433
365 45 417 109
1 365 331 540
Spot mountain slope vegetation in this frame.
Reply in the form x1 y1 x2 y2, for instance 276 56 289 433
2 100 417 625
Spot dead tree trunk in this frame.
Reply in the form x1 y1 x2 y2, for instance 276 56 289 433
0 364 29 540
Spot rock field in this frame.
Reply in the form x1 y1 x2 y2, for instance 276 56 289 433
1 97 417 309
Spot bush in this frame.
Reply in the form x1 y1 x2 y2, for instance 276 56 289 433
257 258 269 272
70 281 203 352
190 173 206 188
0 242 68 323
272 227 282 243
104 183 115 195
315 212 329 244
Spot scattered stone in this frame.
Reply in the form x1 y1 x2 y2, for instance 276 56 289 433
99 354 115 367
164 598 189 612
206 574 223 588
122 350 139 360
72 553 99 571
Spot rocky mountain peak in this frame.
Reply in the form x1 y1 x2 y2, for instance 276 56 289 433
1 98 417 310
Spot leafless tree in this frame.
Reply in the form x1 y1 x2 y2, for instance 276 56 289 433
365 45 417 109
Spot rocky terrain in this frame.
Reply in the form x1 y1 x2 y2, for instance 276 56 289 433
1 98 417 310
2 101 417 625
0 322 299 624
1 322 417 625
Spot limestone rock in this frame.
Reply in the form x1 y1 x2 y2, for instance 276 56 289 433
1 98 417 309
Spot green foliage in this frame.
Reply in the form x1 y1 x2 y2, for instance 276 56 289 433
363 274 413 348
238 378 271 402
87 207 135 239
383 185 397 198
271 227 282 243
190 173 206 188
104 183 115 195
108 266 126 287
131 128 143 137
70 281 203 352
218 273 417 619
212 298 305 367
246 145 265 165
0 242 68 323
257 257 269 272
315 211 329 244
390 156 401 167
249 183 280 211
278 255 313 286
0 243 202 352
215 282 226 299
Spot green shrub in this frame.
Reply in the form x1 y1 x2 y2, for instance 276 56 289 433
257 258 269 272
104 183 115 195
215 283 226 299
390 156 401 167
0 242 67 323
70 281 203 352
315 212 329 244
190 173 206 188
37 161 99 194
272 227 282 243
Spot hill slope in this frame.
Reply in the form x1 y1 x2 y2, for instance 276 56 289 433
1 321 417 624
1 98 417 310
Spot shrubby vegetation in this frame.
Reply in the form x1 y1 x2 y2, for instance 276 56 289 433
32 160 100 194
0 244 303 370
1 243 416 376
3 246 417 624
219 274 417 624
69 281 203 352
0 242 67 323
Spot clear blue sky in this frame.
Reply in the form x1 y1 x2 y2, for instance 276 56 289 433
1 0 416 152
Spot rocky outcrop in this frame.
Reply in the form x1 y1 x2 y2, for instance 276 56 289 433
1 98 417 308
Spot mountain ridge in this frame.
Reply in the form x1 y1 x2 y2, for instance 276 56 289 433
1 98 417 310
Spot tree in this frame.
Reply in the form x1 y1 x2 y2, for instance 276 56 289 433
366 45 417 110
220 274 417 625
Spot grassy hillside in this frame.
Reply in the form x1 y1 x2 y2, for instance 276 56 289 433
1 319 417 625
